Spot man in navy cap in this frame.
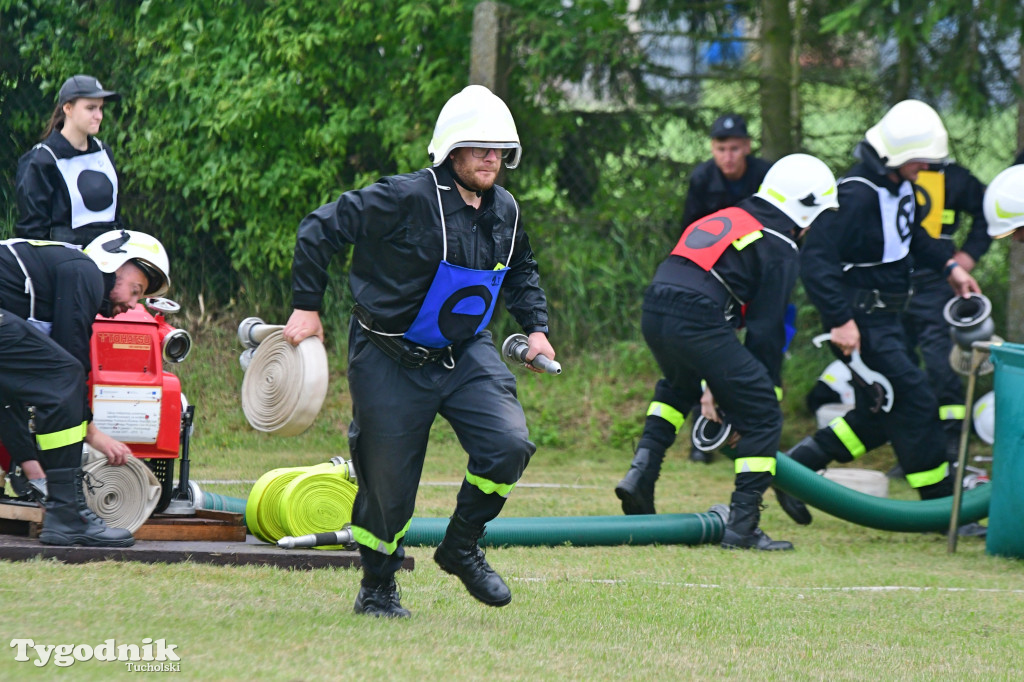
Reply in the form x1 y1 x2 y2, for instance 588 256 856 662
681 113 773 227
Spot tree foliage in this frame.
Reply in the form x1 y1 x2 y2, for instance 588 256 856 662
1 0 1020 347
820 0 1024 116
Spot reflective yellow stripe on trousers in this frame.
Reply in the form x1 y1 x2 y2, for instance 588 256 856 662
35 421 87 451
828 417 866 458
905 462 950 489
351 519 412 555
734 457 776 475
647 401 686 434
466 471 516 498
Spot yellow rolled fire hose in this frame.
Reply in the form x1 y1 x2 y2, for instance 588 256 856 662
246 459 357 548
245 466 308 543
81 449 162 533
240 326 328 437
279 465 357 550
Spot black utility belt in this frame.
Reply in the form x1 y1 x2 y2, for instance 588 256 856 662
351 305 454 369
848 287 912 314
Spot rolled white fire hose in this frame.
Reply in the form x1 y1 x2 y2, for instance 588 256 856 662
81 449 162 533
239 322 329 437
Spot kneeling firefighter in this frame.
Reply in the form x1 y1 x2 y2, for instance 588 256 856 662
0 230 171 546
621 154 839 550
777 100 983 529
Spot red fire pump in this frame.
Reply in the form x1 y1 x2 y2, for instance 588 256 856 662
88 297 194 512
0 298 193 512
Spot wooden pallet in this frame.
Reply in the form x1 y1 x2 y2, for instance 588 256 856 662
0 502 246 542
0 498 43 538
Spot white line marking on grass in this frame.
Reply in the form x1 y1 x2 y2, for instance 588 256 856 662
513 577 1024 595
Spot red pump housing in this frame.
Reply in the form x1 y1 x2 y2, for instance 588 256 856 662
89 305 185 459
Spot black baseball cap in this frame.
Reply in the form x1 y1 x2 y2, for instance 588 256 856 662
710 113 749 140
58 75 121 106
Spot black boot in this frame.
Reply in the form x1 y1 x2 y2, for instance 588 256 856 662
614 447 664 515
434 513 511 607
773 437 830 526
38 468 134 547
689 444 713 464
721 491 794 551
353 572 411 618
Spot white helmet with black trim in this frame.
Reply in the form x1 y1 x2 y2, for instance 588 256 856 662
84 229 171 297
984 165 1024 239
864 99 949 169
754 153 839 228
427 85 521 169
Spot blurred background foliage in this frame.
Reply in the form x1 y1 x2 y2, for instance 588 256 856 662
1 0 1022 391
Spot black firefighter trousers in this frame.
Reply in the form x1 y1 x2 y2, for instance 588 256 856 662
641 288 783 474
0 311 87 471
346 322 535 580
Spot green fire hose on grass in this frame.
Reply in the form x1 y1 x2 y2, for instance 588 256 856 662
218 452 990 548
772 453 991 533
405 507 729 547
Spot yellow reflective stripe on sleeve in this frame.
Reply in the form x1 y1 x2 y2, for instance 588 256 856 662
734 456 776 475
828 416 866 458
774 386 783 402
732 231 763 251
466 471 516 498
35 421 87 451
351 519 412 555
647 401 686 433
905 462 950 489
938 404 966 421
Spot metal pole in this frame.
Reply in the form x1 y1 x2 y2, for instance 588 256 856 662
947 342 988 553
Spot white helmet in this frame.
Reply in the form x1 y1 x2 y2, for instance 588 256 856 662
984 165 1024 239
972 390 995 445
864 99 949 169
754 153 839 228
84 230 171 297
427 85 521 169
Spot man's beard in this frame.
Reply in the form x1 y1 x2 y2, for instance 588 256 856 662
451 156 495 193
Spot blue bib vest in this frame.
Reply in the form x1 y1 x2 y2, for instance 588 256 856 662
402 169 518 349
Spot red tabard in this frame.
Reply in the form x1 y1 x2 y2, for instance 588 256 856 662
669 207 763 271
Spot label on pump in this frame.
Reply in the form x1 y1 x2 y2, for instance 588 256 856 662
92 385 162 443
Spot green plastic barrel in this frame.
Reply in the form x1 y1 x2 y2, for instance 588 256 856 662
986 342 1024 559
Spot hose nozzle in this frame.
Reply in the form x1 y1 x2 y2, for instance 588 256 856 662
501 333 561 375
277 527 354 549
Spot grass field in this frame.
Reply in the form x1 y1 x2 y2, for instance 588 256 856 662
1 320 1020 681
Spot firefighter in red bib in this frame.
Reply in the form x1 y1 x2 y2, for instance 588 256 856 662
622 154 838 550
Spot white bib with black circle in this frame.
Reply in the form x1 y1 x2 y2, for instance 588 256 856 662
839 176 915 271
40 142 118 229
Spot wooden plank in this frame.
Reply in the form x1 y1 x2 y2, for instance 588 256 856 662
134 512 247 542
0 500 43 523
0 534 414 571
134 521 246 542
194 508 244 524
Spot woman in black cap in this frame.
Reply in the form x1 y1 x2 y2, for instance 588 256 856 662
6 75 127 498
14 74 123 246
